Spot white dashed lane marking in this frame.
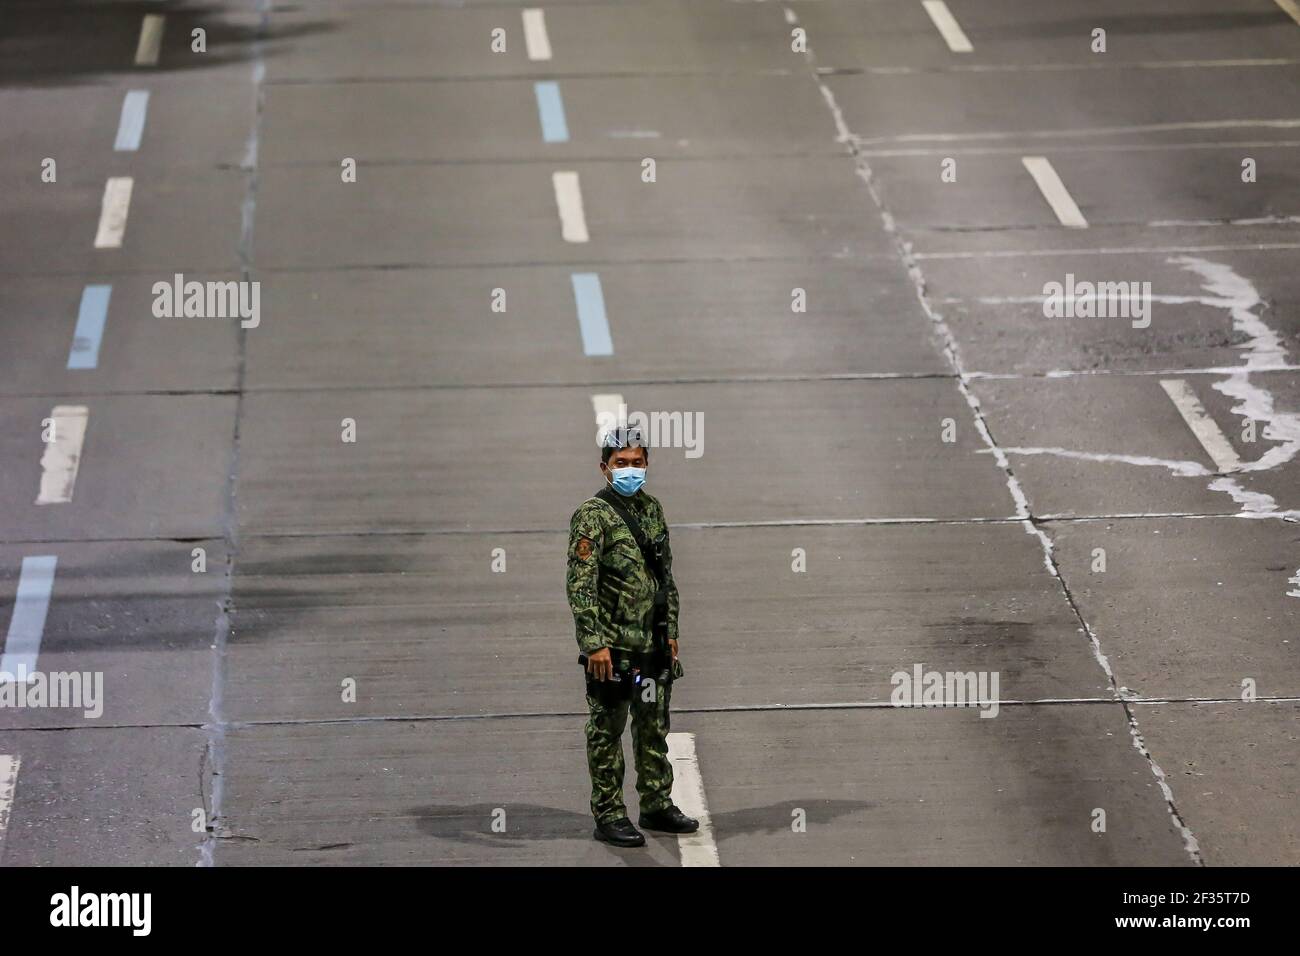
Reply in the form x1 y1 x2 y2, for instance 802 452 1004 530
522 9 552 61
552 171 589 243
67 285 112 370
1160 378 1243 474
1 556 59 681
571 273 613 356
36 406 90 505
134 14 165 67
590 393 624 432
93 177 134 249
534 81 569 144
114 90 150 151
921 1 973 53
1021 156 1088 228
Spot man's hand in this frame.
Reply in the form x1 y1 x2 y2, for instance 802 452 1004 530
669 639 678 661
586 647 613 681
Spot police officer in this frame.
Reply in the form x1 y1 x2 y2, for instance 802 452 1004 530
566 425 700 847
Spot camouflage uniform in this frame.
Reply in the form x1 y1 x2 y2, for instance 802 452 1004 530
566 488 680 825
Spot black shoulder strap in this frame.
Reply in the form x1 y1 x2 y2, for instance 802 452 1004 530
594 486 662 585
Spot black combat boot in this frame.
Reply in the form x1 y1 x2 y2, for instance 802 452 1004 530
639 806 699 834
594 816 646 847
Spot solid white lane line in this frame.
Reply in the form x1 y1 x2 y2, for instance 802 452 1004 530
0 755 18 860
921 1 973 53
93 177 134 249
552 171 589 243
1021 156 1088 228
522 9 552 61
0 556 59 681
1159 379 1243 473
36 406 90 505
1276 0 1300 28
134 14 165 67
667 733 719 867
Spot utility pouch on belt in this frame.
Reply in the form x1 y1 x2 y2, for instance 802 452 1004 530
578 651 638 705
579 649 679 704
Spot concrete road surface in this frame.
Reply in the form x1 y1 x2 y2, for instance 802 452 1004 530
0 0 1298 867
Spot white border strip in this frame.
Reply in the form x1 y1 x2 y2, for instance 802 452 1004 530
0 755 19 861
667 732 719 867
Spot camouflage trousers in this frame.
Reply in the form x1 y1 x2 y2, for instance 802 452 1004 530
584 678 674 825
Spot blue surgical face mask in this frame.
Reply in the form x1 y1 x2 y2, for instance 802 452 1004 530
607 466 646 497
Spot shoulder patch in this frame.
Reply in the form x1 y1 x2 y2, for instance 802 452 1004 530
575 537 594 560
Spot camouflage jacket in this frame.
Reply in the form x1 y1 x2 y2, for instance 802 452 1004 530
566 488 680 654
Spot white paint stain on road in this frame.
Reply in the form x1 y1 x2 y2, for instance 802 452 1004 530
990 259 1299 521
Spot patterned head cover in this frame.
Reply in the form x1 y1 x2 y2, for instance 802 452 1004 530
600 424 646 450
